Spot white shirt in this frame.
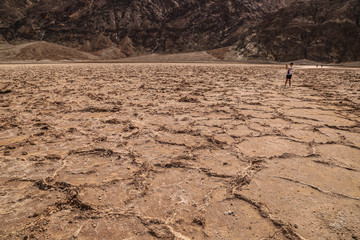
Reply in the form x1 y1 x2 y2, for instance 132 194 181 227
288 66 293 75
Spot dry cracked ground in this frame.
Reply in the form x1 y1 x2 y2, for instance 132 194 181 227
0 63 360 240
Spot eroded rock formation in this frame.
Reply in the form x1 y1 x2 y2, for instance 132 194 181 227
1 0 359 62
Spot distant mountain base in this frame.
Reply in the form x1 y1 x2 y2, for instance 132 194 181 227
1 41 359 66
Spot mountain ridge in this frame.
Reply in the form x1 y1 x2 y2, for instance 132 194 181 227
1 0 359 62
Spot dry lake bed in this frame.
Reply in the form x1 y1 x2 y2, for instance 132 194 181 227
0 63 359 239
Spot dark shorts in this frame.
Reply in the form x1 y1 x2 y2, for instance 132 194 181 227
286 74 292 79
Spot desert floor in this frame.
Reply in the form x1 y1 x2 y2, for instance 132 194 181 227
0 63 359 240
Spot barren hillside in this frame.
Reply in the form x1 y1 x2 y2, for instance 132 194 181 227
1 0 359 62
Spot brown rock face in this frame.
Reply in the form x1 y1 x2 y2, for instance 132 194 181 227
0 0 39 27
1 0 359 62
2 1 293 52
0 0 39 41
234 0 360 63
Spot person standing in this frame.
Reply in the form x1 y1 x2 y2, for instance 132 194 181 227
285 63 293 87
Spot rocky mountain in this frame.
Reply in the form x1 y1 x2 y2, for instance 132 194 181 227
234 0 360 63
0 0 39 27
1 0 359 62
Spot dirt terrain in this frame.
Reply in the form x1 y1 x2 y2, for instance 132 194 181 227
0 63 359 239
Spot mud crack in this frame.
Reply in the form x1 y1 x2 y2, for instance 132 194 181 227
274 176 360 201
233 193 306 240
